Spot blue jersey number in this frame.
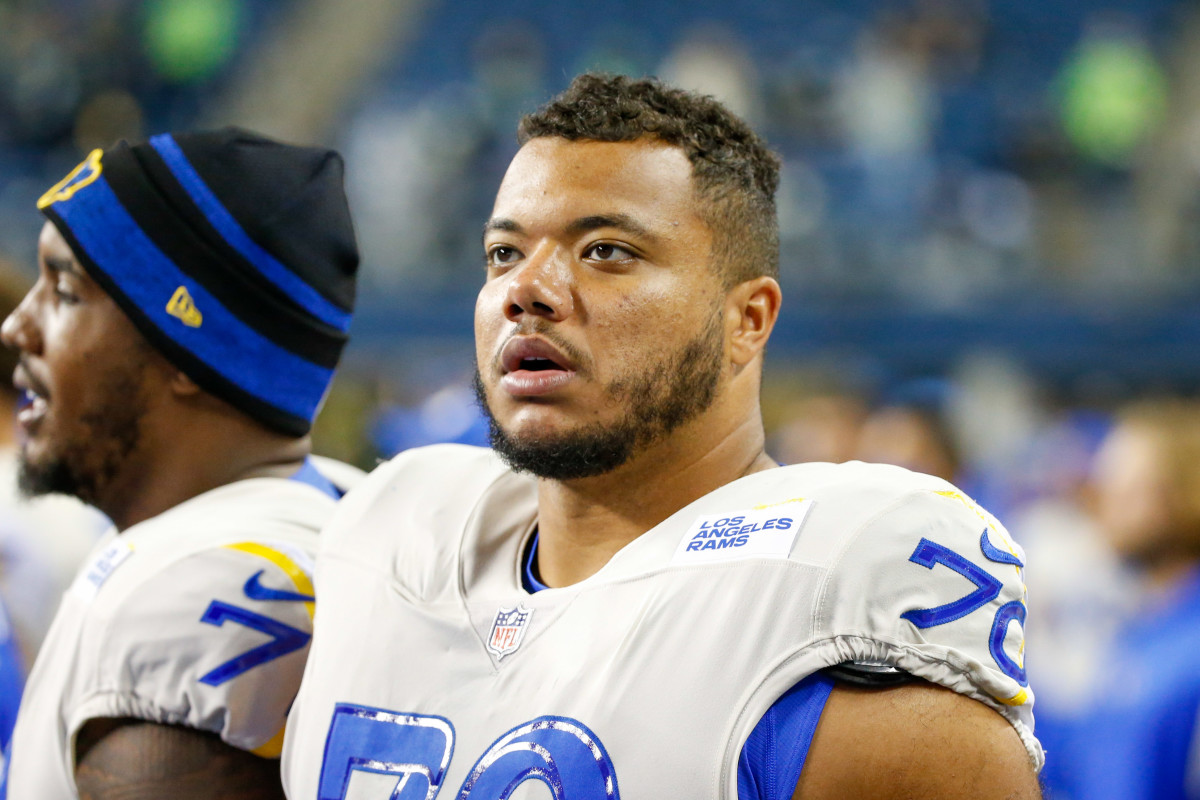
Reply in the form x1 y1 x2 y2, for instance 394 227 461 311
319 707 620 800
321 706 453 800
197 600 310 686
901 532 1028 685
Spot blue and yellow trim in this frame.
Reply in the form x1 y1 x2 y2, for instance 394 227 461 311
224 542 315 619
223 542 316 758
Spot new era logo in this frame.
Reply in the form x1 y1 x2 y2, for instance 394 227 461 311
166 286 203 328
487 604 533 659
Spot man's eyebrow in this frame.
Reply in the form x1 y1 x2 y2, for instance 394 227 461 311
565 214 655 240
482 214 658 242
43 254 82 276
483 218 523 239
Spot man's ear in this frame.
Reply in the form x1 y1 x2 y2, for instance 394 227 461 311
726 276 781 367
169 370 202 397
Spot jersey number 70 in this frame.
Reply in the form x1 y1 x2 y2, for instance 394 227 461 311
318 706 619 800
901 532 1028 686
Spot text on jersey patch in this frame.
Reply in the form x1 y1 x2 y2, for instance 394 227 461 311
670 500 813 565
70 540 135 603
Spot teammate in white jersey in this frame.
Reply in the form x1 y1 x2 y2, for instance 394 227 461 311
1 128 361 799
283 74 1042 799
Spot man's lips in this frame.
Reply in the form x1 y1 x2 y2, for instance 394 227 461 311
13 363 49 433
500 337 575 374
498 336 577 397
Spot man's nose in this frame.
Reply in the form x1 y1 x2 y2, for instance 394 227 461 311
503 244 575 323
0 292 41 355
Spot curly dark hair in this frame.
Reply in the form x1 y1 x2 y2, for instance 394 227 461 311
518 73 781 286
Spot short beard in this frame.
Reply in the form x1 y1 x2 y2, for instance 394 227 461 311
475 311 724 480
18 370 148 508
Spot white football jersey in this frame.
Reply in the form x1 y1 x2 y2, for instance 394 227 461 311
283 445 1040 800
8 463 361 800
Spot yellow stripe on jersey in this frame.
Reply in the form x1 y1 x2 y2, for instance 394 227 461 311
998 688 1030 707
933 489 1026 576
224 542 315 619
251 723 288 759
219 542 314 758
751 496 808 511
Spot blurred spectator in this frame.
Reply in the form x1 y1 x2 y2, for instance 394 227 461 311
142 0 245 85
658 24 764 125
0 259 106 669
1043 398 1200 800
768 392 867 466
833 12 938 278
1056 15 1167 171
370 380 489 458
0 248 35 773
0 593 19 764
1005 407 1131 797
1008 408 1127 712
344 18 544 295
853 378 960 482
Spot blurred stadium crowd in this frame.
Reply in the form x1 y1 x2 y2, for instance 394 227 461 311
2 0 1200 796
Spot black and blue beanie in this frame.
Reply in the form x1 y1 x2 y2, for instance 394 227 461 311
36 127 359 436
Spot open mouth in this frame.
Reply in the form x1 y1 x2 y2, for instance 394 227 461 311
499 337 577 397
19 386 47 409
15 388 47 434
13 366 50 429
501 336 576 375
518 356 564 372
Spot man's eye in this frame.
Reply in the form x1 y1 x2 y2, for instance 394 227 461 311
488 246 521 265
54 284 79 304
585 243 633 261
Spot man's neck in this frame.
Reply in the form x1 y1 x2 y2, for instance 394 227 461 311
101 417 311 532
533 414 776 587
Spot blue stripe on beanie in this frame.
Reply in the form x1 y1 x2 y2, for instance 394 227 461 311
51 173 333 424
148 134 352 333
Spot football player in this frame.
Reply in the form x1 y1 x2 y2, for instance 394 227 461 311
283 74 1042 799
3 128 361 799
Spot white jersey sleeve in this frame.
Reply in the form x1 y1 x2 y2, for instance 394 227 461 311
7 471 353 800
815 483 1038 761
68 540 315 755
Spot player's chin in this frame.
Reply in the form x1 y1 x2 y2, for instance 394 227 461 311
16 446 67 499
497 406 588 441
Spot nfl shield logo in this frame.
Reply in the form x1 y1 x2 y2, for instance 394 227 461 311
487 604 534 659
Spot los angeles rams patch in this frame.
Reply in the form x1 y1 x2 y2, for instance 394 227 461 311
670 500 813 565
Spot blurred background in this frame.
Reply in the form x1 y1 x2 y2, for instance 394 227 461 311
1 0 1199 795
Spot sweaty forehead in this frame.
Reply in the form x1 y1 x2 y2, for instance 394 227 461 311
491 137 702 231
